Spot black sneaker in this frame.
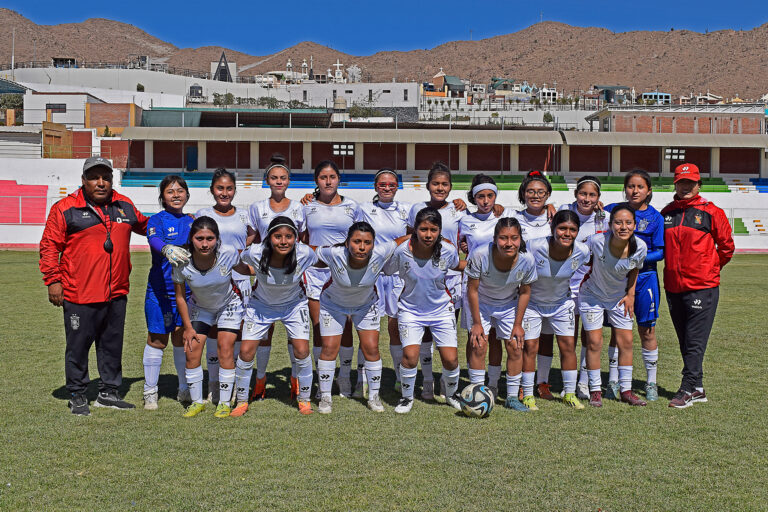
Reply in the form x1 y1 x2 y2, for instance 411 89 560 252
94 390 135 410
690 389 708 403
668 390 693 409
68 393 90 416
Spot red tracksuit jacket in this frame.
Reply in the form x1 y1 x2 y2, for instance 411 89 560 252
661 194 734 293
39 188 148 304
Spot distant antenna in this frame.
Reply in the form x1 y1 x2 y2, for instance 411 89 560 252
470 29 473 41
11 27 15 80
540 11 544 23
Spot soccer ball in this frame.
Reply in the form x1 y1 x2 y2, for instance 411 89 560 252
459 383 494 418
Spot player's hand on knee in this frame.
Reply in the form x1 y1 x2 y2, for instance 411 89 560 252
162 245 191 267
469 324 487 349
48 282 64 307
183 328 200 352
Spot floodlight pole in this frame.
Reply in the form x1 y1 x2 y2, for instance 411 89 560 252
11 28 15 80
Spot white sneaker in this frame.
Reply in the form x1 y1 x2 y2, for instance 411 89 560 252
367 394 385 412
318 395 333 414
394 397 413 414
337 377 352 398
445 393 463 411
421 380 434 400
143 391 158 411
576 382 590 400
207 381 220 405
176 388 192 404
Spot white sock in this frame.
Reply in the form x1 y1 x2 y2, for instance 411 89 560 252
400 365 417 399
488 365 502 388
588 369 602 392
317 359 336 397
562 369 578 395
578 347 589 386
420 343 434 383
608 346 619 382
185 366 204 404
172 346 188 390
390 345 403 381
234 357 254 402
218 368 235 404
442 366 460 397
618 365 633 393
287 343 297 377
506 372 522 399
142 345 163 393
642 348 659 384
255 346 271 380
468 368 486 384
522 371 535 398
356 348 366 387
338 346 354 381
296 355 313 400
536 355 553 385
233 341 241 361
206 338 219 382
312 346 322 370
365 359 383 397
695 386 704 393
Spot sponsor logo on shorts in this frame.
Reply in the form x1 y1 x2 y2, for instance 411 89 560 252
371 375 381 382
692 298 702 310
585 312 598 324
70 314 80 331
398 324 409 338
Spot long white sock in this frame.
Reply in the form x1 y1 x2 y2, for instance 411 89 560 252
185 366 204 404
420 343 434 383
218 368 235 404
142 345 163 393
642 348 659 384
488 364 502 388
287 343 297 377
296 355 313 400
618 365 633 393
234 357 254 402
588 369 602 392
365 359 383 397
356 348 366 387
206 339 219 382
578 347 589 386
312 346 322 370
562 369 578 395
506 372 522 399
255 346 271 380
390 345 403 381
400 365 417 399
442 366 460 397
468 368 486 384
172 346 188 390
608 346 619 382
317 359 336 397
536 355 553 385
522 371 536 398
338 346 354 381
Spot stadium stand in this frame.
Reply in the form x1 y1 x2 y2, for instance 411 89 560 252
0 180 48 224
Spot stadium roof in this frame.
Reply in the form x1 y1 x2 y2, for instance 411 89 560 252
562 131 768 148
141 107 332 128
0 78 29 94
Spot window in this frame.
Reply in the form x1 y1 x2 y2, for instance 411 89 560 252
303 90 307 102
383 90 391 94
46 103 67 113
333 90 337 100
404 89 408 101
345 90 353 94
368 90 373 102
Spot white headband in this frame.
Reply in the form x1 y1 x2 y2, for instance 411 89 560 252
268 223 297 235
578 179 601 191
472 183 498 196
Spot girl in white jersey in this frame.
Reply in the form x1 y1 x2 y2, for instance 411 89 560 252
385 207 466 414
195 168 256 404
238 217 319 415
302 160 360 397
315 222 398 414
172 217 252 418
523 210 591 410
466 217 537 413
247 154 306 403
579 204 647 407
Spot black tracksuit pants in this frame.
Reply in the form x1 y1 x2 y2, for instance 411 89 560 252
62 296 127 394
665 287 719 393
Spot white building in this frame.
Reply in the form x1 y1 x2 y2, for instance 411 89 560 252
22 91 103 128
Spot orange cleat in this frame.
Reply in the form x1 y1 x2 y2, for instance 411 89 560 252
290 376 299 401
297 400 313 415
537 383 555 400
230 402 249 417
250 376 266 402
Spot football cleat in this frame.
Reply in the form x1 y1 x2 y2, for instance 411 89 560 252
621 390 647 406
605 381 620 400
297 400 314 415
394 397 413 414
522 395 539 411
504 397 529 412
250 376 266 402
213 403 231 418
645 383 659 402
537 383 555 400
229 402 249 417
182 402 206 418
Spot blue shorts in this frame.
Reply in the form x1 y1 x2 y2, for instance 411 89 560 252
145 287 182 334
634 271 660 327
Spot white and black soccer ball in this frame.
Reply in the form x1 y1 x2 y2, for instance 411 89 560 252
459 383 494 418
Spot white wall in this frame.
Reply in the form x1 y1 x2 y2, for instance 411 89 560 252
20 82 185 109
0 157 121 188
22 93 98 128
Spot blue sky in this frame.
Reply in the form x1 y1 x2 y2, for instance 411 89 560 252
5 0 767 56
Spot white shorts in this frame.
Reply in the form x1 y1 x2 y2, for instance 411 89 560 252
579 293 633 331
523 300 576 340
398 308 457 348
467 301 520 341
189 297 244 331
375 273 403 318
242 298 311 341
447 272 462 306
303 267 330 301
235 277 252 306
319 299 380 336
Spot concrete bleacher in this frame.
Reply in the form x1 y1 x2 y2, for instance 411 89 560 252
121 171 216 188
261 173 403 190
562 175 730 193
749 178 768 193
0 180 48 224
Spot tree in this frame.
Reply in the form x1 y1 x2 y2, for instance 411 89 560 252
103 125 113 137
136 83 145 92
476 98 484 109
0 94 23 110
257 96 280 108
543 112 554 123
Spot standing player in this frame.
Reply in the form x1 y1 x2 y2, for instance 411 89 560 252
579 204 647 407
142 176 194 410
465 218 537 412
315 222 398 414
172 217 252 418
604 170 664 401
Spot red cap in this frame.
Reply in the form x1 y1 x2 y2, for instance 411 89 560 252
674 163 701 183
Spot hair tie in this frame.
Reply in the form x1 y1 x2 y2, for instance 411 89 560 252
472 183 498 196
529 171 542 177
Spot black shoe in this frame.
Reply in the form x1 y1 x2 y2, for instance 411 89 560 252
68 393 90 416
94 390 135 410
690 389 708 403
668 389 693 409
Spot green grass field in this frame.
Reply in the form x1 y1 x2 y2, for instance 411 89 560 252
1 252 766 511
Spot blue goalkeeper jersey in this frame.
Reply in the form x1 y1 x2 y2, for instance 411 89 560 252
146 210 194 298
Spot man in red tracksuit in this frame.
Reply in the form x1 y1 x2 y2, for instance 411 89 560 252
662 163 734 409
40 157 148 416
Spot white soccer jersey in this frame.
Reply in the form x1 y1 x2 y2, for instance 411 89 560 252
304 197 360 246
355 201 411 244
465 243 537 306
248 198 306 240
317 241 397 308
458 209 514 255
513 209 551 241
581 232 648 302
407 201 465 247
240 242 318 306
172 245 241 311
527 237 591 307
195 206 250 280
558 202 609 244
384 240 459 316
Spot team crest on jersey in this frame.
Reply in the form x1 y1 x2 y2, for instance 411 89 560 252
118 208 127 217
437 259 448 271
629 260 637 269
399 210 408 220
219 265 228 276
403 260 411 271
637 219 648 232
70 314 80 330
148 227 156 236
694 213 702 225
291 209 300 219
239 214 249 224
344 206 354 216
571 258 580 270
515 270 525 281
370 263 381 274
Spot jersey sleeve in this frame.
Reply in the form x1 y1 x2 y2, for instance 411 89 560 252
465 250 483 280
146 215 166 253
39 201 66 285
130 200 149 236
407 204 418 228
171 264 186 284
315 245 335 266
633 239 648 268
445 243 460 270
711 206 735 268
382 246 401 275
523 255 538 284
294 204 307 233
247 203 258 229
